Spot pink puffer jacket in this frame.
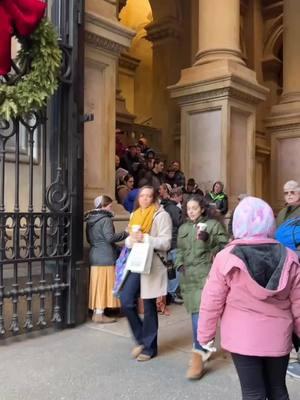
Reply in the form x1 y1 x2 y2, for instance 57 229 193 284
198 238 300 357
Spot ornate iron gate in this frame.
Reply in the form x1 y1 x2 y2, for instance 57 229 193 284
0 0 86 337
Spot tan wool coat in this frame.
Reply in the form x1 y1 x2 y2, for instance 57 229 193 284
125 207 172 299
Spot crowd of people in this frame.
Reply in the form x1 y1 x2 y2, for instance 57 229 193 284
115 139 188 212
85 141 300 399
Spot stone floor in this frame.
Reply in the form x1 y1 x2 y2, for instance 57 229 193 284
0 305 299 400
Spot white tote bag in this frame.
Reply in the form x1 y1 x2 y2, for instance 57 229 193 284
125 242 153 274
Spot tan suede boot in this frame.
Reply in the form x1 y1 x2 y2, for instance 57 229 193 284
186 352 204 380
92 314 117 324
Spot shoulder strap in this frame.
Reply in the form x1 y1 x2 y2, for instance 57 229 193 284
154 249 168 267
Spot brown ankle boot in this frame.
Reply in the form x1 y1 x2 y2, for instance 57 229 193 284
186 352 204 380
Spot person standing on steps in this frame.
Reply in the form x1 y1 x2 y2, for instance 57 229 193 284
275 180 300 378
86 195 128 323
276 180 300 227
205 181 228 216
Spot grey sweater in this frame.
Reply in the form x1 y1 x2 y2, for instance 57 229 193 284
86 210 128 266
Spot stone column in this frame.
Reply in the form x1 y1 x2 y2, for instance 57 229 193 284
266 0 300 211
84 7 134 212
195 0 243 65
169 0 268 205
146 19 182 161
282 0 300 103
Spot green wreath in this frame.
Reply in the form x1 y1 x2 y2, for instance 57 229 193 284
0 19 62 121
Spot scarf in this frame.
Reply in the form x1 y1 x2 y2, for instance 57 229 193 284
129 204 158 234
209 192 225 201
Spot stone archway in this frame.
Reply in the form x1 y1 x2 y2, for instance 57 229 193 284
118 0 191 162
117 0 156 147
262 14 283 86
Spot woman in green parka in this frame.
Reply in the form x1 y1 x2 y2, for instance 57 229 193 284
175 195 228 380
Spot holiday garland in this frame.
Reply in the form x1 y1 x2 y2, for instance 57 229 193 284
0 19 62 121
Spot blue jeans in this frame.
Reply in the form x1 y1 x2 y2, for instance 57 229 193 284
167 249 180 295
120 272 158 357
191 312 206 351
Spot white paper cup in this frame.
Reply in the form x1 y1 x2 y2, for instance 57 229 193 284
197 222 207 232
132 225 141 233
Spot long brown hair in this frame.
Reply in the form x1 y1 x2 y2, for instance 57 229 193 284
187 195 208 217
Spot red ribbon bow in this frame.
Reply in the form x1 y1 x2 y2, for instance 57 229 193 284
0 0 46 75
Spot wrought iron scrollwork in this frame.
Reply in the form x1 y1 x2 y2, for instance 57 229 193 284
60 44 72 84
0 0 85 338
46 168 70 213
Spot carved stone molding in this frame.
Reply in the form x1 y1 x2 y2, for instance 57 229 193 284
256 144 271 156
146 17 181 43
85 11 134 55
265 102 300 131
85 31 127 55
119 53 140 71
174 86 264 106
171 71 268 106
266 120 300 132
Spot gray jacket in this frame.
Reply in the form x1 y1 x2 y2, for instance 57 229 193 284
86 210 128 266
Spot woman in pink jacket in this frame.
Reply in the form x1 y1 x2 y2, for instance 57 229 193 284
198 196 300 400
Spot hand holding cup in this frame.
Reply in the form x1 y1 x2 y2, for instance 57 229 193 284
131 225 144 242
196 222 209 241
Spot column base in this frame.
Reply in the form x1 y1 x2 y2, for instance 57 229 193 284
169 60 268 205
195 48 245 66
169 60 267 104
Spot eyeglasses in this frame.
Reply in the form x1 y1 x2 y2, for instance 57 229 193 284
284 191 296 195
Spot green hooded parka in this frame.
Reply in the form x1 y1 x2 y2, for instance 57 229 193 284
175 216 228 313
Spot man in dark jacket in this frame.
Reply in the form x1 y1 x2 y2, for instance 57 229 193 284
151 159 166 191
161 188 184 304
171 161 186 189
120 145 140 176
